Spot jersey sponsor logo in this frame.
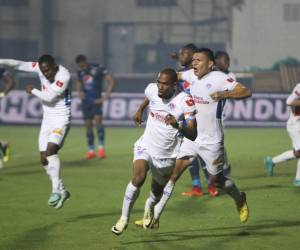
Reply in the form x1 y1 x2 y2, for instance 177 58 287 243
56 81 64 88
192 96 209 104
227 78 234 83
83 75 93 84
151 111 166 123
32 62 37 68
185 99 195 106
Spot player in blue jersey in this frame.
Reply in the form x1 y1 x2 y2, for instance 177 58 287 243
0 67 15 168
174 44 219 197
75 55 116 160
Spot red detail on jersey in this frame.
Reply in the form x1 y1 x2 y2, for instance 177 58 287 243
185 99 195 106
32 62 37 68
227 78 234 83
56 80 63 87
295 90 300 96
183 81 190 90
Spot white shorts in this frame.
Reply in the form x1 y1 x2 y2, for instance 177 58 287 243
39 115 70 152
178 139 224 175
287 116 300 151
133 138 176 186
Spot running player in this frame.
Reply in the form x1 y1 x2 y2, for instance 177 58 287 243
0 55 71 208
111 68 197 235
75 55 115 160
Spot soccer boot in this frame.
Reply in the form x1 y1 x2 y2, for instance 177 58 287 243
207 184 219 197
134 219 144 228
85 151 97 160
111 218 128 235
55 190 71 209
48 192 61 207
293 179 300 187
0 159 3 169
264 156 274 176
98 147 106 159
181 187 204 197
2 143 10 162
237 192 249 223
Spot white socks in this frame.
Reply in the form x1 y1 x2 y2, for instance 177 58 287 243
121 182 140 221
153 180 175 220
46 154 61 193
144 191 160 212
272 150 295 164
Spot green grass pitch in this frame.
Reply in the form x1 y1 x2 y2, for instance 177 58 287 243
0 126 300 250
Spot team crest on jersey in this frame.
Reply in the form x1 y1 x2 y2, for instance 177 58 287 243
168 103 175 110
206 83 212 89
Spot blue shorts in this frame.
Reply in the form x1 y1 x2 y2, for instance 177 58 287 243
81 101 103 120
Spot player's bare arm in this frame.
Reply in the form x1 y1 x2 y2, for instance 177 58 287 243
76 80 85 100
287 99 300 107
94 74 116 104
133 98 149 126
210 83 251 101
164 113 197 141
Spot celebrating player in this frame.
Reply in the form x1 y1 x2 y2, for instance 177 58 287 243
264 82 300 186
111 68 197 235
0 55 71 208
144 48 252 228
75 55 115 160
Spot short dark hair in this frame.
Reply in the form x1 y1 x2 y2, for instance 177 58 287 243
194 48 215 62
75 54 87 63
38 54 55 65
215 51 230 61
159 68 178 83
182 43 198 52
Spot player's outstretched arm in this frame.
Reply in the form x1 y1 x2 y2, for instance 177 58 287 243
0 59 39 73
133 97 149 126
210 83 251 101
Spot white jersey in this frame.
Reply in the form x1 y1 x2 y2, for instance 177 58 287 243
0 59 71 117
181 69 238 145
142 83 196 158
286 83 300 119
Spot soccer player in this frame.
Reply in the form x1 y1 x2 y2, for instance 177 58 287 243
75 55 115 160
176 43 219 197
111 68 197 235
0 67 15 168
0 55 71 208
264 82 300 186
144 48 251 228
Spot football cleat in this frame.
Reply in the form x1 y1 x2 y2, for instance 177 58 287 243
181 187 204 197
55 190 71 209
237 192 249 223
48 192 61 207
0 159 3 169
98 148 106 159
293 179 300 187
207 184 219 197
134 219 144 228
2 143 10 163
85 151 97 160
142 208 153 229
111 218 128 235
264 156 274 176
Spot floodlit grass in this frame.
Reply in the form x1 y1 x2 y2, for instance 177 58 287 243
0 126 300 250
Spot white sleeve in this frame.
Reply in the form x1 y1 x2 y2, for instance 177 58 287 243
182 95 196 121
144 83 154 100
218 74 238 91
286 84 300 105
50 71 71 95
0 59 39 73
31 88 58 102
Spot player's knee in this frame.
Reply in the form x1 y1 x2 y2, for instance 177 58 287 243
294 149 300 158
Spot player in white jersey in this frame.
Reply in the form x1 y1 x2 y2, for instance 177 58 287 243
144 48 251 229
0 55 71 208
111 68 197 235
264 83 300 186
